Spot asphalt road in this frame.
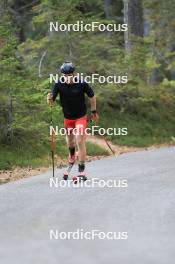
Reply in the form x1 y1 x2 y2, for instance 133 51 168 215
0 147 175 264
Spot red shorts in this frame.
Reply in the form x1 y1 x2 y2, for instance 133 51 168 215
64 115 87 135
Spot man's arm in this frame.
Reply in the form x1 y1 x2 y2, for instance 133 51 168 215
47 83 59 105
89 96 99 122
89 96 96 112
83 82 99 122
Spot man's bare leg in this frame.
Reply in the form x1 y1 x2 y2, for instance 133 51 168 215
66 133 76 163
76 134 86 174
63 133 76 179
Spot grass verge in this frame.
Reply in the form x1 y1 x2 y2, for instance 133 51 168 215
0 137 108 171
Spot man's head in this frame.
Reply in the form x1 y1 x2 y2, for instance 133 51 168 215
60 61 75 74
60 61 75 84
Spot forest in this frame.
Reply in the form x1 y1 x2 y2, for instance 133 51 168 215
0 0 175 171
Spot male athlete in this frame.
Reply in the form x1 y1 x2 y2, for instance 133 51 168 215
47 62 99 180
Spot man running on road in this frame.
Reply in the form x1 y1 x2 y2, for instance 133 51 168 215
47 61 99 180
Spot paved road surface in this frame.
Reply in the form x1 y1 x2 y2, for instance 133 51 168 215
0 147 175 264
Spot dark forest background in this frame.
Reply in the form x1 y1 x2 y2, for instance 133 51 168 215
0 0 175 170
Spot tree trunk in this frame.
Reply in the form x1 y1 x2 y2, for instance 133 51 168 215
6 96 13 145
123 0 130 52
104 0 111 19
123 0 145 81
128 0 144 37
123 0 143 53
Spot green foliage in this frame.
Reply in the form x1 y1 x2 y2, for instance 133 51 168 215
97 83 175 146
0 0 175 170
86 142 109 156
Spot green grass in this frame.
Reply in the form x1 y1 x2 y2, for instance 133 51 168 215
1 112 174 171
1 105 174 170
97 113 175 147
0 136 108 170
0 136 67 170
0 144 49 170
86 141 109 156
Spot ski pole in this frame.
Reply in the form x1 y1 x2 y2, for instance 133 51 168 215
99 131 118 157
50 104 55 177
103 136 116 156
90 117 118 158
